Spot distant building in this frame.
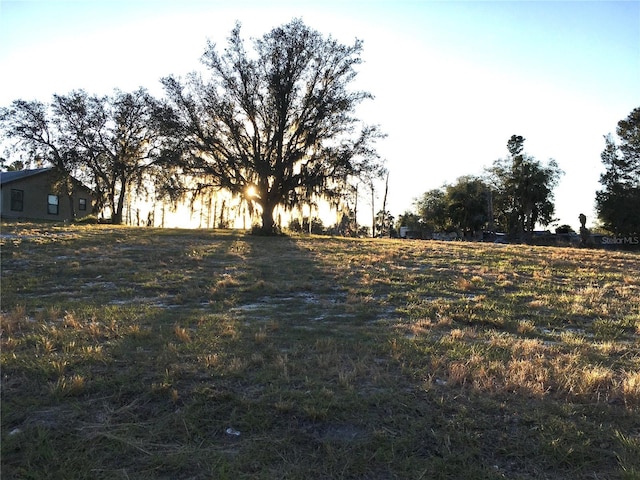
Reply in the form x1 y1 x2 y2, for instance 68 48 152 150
0 168 95 222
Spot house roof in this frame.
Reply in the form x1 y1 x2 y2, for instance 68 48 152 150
0 167 54 186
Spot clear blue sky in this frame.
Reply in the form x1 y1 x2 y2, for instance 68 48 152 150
1 0 639 230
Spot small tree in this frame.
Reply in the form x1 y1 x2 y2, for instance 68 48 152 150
596 107 640 235
375 210 394 237
555 224 575 234
161 19 384 234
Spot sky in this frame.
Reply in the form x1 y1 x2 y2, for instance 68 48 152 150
1 0 639 230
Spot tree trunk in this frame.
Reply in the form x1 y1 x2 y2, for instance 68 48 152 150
219 199 226 228
67 195 76 221
524 204 533 243
259 203 277 235
353 186 359 236
487 189 494 232
371 184 375 238
381 172 389 236
112 176 127 225
112 209 123 225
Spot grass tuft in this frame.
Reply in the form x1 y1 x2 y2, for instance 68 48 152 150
49 374 86 397
173 323 192 343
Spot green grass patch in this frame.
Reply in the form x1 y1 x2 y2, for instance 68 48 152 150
2 222 639 479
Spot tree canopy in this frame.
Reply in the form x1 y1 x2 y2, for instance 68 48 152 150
413 188 447 233
0 98 81 217
408 177 490 236
406 136 562 242
160 19 385 234
596 107 640 235
444 176 490 234
0 89 170 224
486 135 562 240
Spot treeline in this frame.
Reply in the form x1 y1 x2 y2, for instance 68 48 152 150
397 108 640 241
396 135 561 242
0 20 385 234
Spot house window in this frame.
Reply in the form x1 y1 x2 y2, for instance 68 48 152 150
79 198 87 211
47 194 59 215
10 189 24 211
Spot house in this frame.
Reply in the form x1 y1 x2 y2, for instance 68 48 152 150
0 168 96 222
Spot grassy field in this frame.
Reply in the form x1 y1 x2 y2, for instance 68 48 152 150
1 222 639 479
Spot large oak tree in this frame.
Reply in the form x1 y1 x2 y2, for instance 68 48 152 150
161 19 384 234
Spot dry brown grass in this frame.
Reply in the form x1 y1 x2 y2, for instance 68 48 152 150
622 370 640 404
173 323 192 343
